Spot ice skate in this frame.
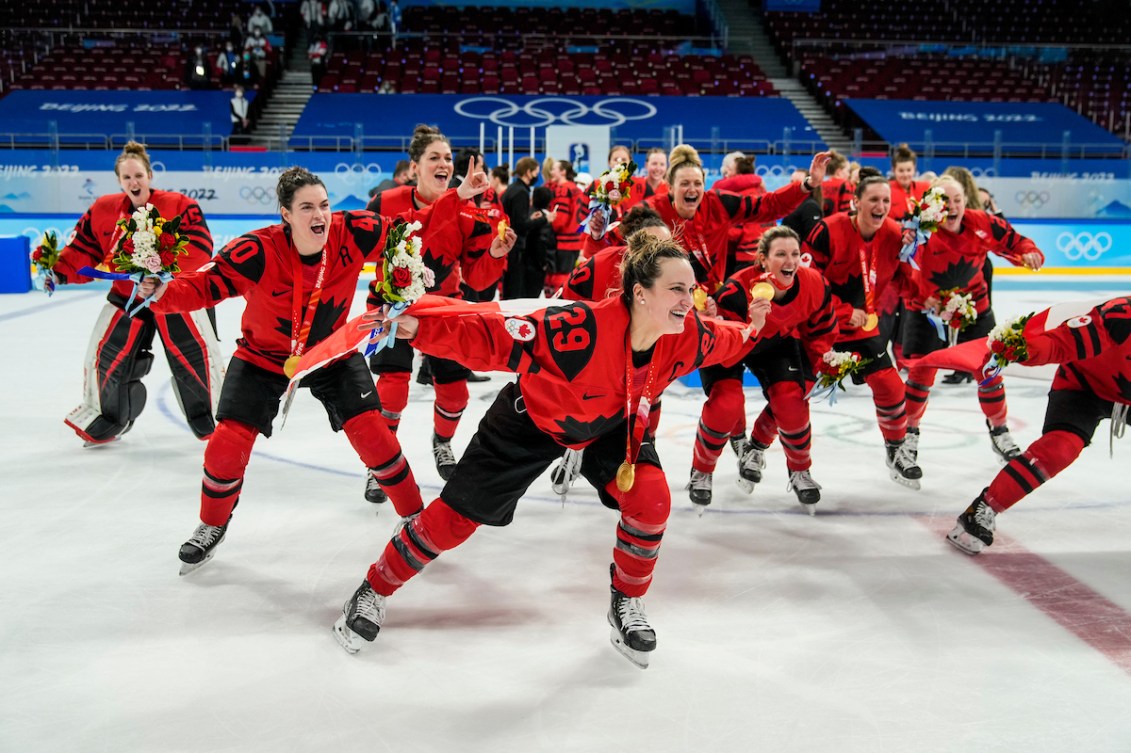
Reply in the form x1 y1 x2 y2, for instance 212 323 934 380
947 491 996 555
736 440 768 494
885 439 922 490
728 434 748 459
608 587 656 669
333 579 387 654
364 469 388 505
178 521 228 576
987 422 1022 462
550 448 584 501
687 469 712 514
904 426 920 465
787 469 822 514
432 434 457 481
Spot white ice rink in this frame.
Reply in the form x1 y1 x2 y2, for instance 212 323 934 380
2 279 1129 753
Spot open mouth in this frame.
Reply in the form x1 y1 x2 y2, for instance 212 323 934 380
310 221 326 236
671 307 690 320
434 171 450 186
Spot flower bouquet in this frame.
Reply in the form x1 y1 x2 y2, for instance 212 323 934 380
935 288 977 346
76 204 190 315
578 160 637 239
364 220 432 356
900 186 947 267
981 313 1033 384
807 349 871 405
30 230 60 295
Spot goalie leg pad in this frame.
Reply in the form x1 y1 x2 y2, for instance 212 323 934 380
64 304 155 443
156 310 224 439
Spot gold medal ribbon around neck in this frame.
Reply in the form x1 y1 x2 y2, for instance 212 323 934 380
283 244 329 379
617 330 662 492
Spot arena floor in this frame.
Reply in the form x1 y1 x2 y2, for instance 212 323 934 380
1 278 1129 753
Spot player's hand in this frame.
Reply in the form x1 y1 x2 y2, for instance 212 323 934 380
490 227 517 259
848 308 867 328
456 156 489 201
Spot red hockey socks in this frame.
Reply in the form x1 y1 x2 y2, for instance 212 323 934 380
432 378 469 441
865 367 908 442
985 430 1085 513
606 464 669 597
366 498 480 596
904 364 936 428
199 419 257 526
766 381 812 471
693 379 744 472
977 373 1009 428
343 412 423 517
375 370 410 432
751 403 780 448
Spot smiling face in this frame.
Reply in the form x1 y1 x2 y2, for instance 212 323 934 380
116 157 152 208
633 256 696 342
939 181 966 232
670 164 705 219
412 139 453 204
645 152 667 183
549 161 564 182
609 146 631 168
854 182 892 238
281 184 333 255
760 236 802 291
892 160 916 190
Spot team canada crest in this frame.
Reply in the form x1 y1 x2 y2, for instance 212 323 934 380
505 317 536 341
1067 315 1092 328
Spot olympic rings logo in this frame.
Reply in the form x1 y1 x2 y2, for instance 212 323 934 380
240 186 274 205
756 165 791 178
1015 190 1049 208
1056 231 1112 261
970 167 996 178
334 163 385 177
453 97 658 128
149 160 167 176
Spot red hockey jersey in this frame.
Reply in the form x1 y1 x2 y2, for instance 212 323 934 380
409 296 759 448
562 244 627 302
53 189 213 299
889 179 931 222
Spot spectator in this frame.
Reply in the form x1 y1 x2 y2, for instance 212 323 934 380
215 41 239 86
244 28 271 79
187 46 212 90
300 0 327 46
526 185 556 297
377 80 396 94
369 159 410 197
229 85 251 145
246 5 274 36
328 0 354 30
237 50 260 89
228 12 245 47
308 35 328 87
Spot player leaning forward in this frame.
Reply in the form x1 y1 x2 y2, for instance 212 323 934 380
333 232 773 668
139 165 489 573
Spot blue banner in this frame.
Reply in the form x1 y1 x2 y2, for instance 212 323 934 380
0 90 252 147
1006 219 1131 270
290 94 823 150
845 99 1125 156
765 0 821 11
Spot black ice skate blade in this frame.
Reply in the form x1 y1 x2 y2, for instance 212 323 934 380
333 615 369 654
178 552 216 576
609 626 651 669
946 526 986 556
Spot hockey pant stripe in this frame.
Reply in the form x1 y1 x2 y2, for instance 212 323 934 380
977 376 1008 427
865 368 908 442
433 379 469 440
766 381 811 471
904 379 931 427
368 499 480 596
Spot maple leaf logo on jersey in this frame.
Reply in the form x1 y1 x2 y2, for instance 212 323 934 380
307 297 349 346
505 318 536 341
424 251 454 291
553 410 624 445
929 257 978 294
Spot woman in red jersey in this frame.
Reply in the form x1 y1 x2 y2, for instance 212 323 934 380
49 140 221 445
545 159 586 293
901 174 1043 465
801 174 923 488
948 297 1131 554
889 143 932 222
332 232 772 669
365 125 517 495
689 226 838 513
140 165 488 575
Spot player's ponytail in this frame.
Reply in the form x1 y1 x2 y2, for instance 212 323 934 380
620 231 688 307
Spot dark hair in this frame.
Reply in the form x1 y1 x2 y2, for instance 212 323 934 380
734 155 756 175
491 165 510 184
857 166 884 182
608 144 632 163
892 143 917 168
620 231 689 307
452 148 482 187
854 174 890 200
531 185 553 211
392 159 410 178
556 159 576 182
756 225 800 261
514 156 540 177
408 124 448 163
114 140 152 177
619 204 667 239
276 166 325 212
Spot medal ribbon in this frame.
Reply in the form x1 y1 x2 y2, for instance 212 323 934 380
857 240 876 322
288 246 329 366
621 332 662 483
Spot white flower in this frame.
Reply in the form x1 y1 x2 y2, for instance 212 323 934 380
405 220 423 234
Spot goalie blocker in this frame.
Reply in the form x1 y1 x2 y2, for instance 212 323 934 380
65 300 224 444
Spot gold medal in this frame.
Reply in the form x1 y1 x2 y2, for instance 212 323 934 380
497 219 508 241
692 287 708 311
862 313 879 332
616 462 636 492
750 281 775 301
283 355 301 379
